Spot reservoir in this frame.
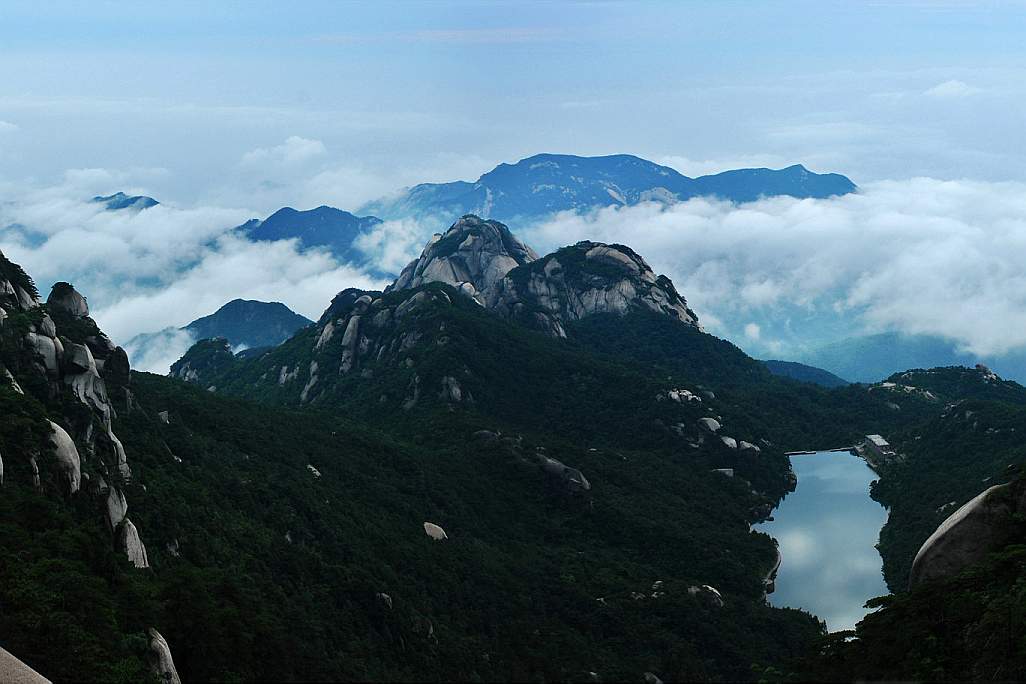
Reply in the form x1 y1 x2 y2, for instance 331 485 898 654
755 450 889 631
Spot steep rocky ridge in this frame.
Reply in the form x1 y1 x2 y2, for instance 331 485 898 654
388 214 537 304
493 240 699 337
0 251 180 680
388 215 699 337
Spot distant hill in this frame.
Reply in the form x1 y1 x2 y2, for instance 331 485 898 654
762 359 850 387
124 299 312 373
184 299 312 347
239 206 382 263
800 332 983 384
360 153 856 224
92 192 159 211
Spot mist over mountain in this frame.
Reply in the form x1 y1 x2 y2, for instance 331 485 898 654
240 205 383 265
92 192 160 211
124 299 312 373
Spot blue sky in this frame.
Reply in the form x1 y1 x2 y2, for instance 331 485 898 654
2 0 1026 210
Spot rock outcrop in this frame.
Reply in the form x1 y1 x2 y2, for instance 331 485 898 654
538 455 591 492
46 282 89 318
423 522 448 541
147 629 182 684
909 479 1026 588
492 241 700 337
47 421 81 495
388 215 538 305
0 259 148 568
120 519 150 569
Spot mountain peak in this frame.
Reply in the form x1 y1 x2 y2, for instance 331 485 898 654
92 192 159 211
493 239 699 337
388 215 538 304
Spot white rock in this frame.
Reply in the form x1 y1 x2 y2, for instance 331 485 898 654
120 518 150 568
423 522 448 541
698 417 721 433
147 628 182 684
307 464 321 478
720 436 738 449
47 421 81 494
738 440 761 454
106 487 128 529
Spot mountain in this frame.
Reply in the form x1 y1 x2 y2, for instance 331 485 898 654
183 299 312 347
360 153 857 224
762 359 850 388
123 299 312 373
92 191 159 211
7 212 1026 682
3 245 832 682
239 205 382 263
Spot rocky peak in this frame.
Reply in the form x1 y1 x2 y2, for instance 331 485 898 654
47 282 90 318
1 260 145 567
0 251 40 312
492 240 700 337
388 215 537 305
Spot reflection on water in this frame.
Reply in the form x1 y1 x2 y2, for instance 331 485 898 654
755 451 889 631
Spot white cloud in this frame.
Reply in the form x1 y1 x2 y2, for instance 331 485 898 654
522 178 1026 358
744 323 761 340
924 79 980 98
657 154 790 178
0 181 388 366
0 120 18 133
353 218 436 274
122 328 197 375
241 136 327 166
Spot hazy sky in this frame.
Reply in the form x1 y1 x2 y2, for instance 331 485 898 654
2 0 1026 211
4 0 1026 371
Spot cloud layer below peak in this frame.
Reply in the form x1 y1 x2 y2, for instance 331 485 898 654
522 177 1026 358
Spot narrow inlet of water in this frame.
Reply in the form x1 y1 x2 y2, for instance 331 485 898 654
755 450 889 631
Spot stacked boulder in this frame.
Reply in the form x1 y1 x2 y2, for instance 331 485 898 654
0 259 147 568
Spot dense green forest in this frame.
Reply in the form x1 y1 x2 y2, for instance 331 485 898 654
6 255 1026 682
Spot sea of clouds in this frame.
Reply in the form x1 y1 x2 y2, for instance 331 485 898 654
523 178 1026 359
4 166 1026 375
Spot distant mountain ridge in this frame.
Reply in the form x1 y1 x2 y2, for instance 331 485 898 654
124 299 312 373
796 332 1026 385
93 192 159 211
762 359 850 388
239 206 382 264
360 153 856 224
183 298 312 347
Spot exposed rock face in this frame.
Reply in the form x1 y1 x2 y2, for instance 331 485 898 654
538 455 591 492
909 480 1026 588
423 522 448 541
147 628 182 684
170 337 235 382
688 584 724 608
0 265 149 568
0 646 51 684
47 421 81 495
106 487 128 530
389 215 538 304
46 282 89 318
120 519 150 569
492 241 699 338
698 417 721 433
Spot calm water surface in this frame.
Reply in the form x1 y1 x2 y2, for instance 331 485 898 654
755 451 889 631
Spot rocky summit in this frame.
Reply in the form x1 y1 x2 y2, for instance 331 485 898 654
389 214 698 337
388 214 538 305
